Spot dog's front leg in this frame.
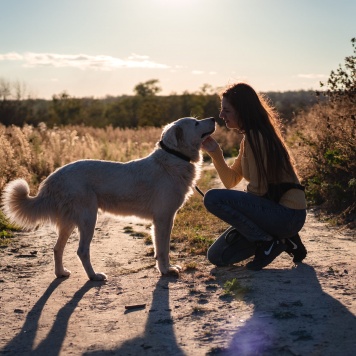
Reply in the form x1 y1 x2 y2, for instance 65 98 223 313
153 215 181 275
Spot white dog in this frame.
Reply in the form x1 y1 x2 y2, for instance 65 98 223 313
2 117 215 280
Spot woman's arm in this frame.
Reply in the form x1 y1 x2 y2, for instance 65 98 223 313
202 136 244 189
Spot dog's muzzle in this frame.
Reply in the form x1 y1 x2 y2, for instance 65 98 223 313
201 118 216 138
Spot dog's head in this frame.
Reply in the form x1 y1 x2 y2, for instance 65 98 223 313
160 117 216 162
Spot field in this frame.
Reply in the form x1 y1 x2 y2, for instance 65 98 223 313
0 46 355 352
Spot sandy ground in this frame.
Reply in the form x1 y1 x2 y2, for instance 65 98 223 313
0 179 355 356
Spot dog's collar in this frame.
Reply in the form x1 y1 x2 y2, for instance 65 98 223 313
159 140 191 162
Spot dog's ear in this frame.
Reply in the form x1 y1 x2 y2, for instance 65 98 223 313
161 122 183 147
175 126 184 144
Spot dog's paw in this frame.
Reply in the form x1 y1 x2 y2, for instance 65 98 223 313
169 264 182 274
156 261 181 275
89 272 107 281
55 268 71 278
162 264 182 276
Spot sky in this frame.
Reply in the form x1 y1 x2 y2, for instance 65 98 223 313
0 0 355 99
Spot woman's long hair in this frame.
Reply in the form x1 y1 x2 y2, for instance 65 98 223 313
221 83 296 185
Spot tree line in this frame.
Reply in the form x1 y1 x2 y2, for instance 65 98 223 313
0 78 319 128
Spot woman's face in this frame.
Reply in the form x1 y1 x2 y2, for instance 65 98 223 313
219 97 240 130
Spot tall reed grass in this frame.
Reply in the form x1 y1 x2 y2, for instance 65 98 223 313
0 123 162 192
0 122 240 193
0 122 234 251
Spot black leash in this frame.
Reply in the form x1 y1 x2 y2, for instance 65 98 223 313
159 140 191 162
195 186 205 197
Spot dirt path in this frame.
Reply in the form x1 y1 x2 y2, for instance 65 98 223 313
0 182 355 355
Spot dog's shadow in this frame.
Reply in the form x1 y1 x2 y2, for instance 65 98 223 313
84 275 185 356
1 276 183 356
211 263 356 355
1 278 101 355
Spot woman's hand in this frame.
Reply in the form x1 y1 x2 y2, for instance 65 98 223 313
201 136 219 152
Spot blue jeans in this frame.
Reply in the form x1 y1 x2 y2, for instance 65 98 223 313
204 189 306 265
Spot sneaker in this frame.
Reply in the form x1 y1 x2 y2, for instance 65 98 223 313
246 239 286 271
285 234 307 263
225 228 241 244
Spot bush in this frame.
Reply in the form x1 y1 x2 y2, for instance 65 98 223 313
289 38 356 226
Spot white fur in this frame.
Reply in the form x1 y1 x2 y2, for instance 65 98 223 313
1 117 215 280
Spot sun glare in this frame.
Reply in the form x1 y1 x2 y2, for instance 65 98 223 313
155 0 197 7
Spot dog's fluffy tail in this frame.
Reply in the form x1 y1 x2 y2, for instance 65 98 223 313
1 179 49 229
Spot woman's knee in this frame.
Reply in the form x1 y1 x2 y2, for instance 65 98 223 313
203 189 220 211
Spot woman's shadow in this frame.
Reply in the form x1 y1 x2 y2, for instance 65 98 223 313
211 263 356 355
1 278 102 355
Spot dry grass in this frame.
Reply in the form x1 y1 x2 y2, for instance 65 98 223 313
1 102 353 251
0 122 241 191
171 168 228 255
0 122 229 252
0 123 162 192
0 122 241 192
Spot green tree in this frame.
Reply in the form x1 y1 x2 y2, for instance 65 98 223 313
134 79 161 97
137 97 166 127
106 96 141 128
319 37 355 103
81 98 107 128
51 92 82 126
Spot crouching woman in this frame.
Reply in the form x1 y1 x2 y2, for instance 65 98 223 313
202 83 307 270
